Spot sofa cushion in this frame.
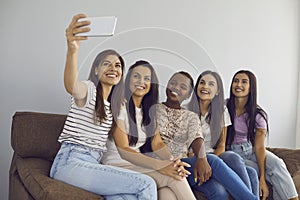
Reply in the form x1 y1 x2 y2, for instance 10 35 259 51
16 157 103 200
11 112 66 161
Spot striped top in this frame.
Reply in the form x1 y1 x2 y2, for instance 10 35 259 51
58 81 113 151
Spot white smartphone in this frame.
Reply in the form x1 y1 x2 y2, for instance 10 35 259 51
77 16 117 37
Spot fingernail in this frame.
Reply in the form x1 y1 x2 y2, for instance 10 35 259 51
194 178 197 183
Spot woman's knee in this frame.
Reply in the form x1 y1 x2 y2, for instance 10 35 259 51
246 166 258 177
206 154 225 169
221 151 244 165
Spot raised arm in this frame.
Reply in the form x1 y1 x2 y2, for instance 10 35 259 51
64 14 91 102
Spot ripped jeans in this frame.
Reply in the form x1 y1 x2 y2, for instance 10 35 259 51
229 142 298 200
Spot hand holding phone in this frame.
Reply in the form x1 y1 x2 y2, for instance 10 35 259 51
77 16 117 37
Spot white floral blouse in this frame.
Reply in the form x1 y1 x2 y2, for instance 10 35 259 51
156 103 203 158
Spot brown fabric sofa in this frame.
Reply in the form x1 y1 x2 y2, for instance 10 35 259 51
9 112 104 200
9 111 300 200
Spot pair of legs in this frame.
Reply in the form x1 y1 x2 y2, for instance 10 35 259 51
182 154 259 200
230 142 298 200
121 163 196 200
220 150 259 195
50 142 156 200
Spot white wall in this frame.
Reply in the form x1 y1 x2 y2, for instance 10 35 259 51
297 71 300 148
297 1 300 148
1 0 299 199
297 39 300 148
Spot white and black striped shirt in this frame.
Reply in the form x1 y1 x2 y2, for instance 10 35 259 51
58 81 113 151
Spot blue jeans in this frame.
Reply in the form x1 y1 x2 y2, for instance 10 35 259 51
229 142 298 200
182 154 258 200
50 142 157 200
220 151 259 195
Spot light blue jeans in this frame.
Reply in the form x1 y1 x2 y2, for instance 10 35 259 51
220 150 259 195
50 142 157 200
182 154 259 200
229 142 298 200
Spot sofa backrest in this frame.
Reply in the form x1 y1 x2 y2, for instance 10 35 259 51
11 112 66 161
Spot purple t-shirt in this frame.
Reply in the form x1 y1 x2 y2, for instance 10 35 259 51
233 112 267 144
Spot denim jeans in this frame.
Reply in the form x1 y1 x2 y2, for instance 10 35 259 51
220 150 259 196
229 142 298 200
182 154 258 200
50 142 157 200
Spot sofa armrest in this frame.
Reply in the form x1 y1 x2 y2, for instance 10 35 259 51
9 154 35 200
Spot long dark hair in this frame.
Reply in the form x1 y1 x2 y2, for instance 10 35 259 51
88 49 125 132
124 60 159 153
226 70 268 147
188 70 225 148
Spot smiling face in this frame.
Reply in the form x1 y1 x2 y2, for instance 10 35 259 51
197 74 218 102
166 73 192 105
96 54 123 86
129 65 151 98
232 73 250 98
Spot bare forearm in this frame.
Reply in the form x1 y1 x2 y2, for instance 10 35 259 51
214 127 226 156
254 129 267 179
152 143 173 160
254 146 266 179
191 138 206 158
214 145 225 156
64 50 79 95
117 147 171 170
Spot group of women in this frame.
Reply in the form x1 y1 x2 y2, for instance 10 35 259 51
49 13 298 200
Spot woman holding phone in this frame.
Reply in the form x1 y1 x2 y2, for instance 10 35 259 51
50 14 157 200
